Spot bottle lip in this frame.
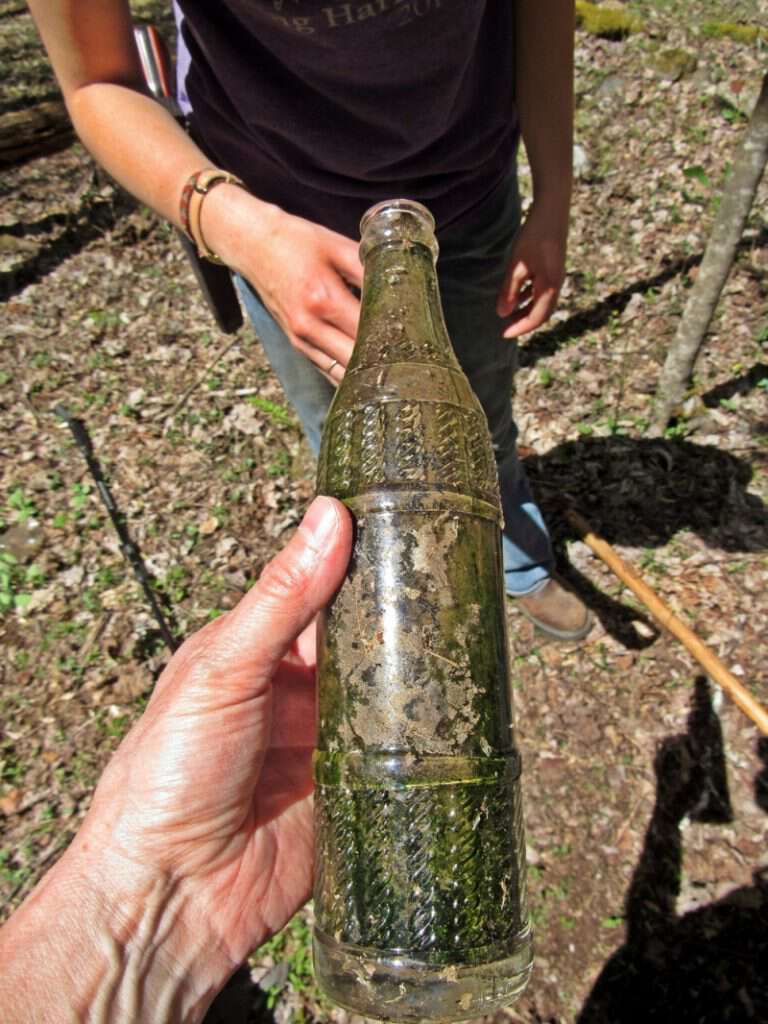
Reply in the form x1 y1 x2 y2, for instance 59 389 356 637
359 199 438 261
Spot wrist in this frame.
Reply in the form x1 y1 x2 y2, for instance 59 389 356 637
199 181 282 272
0 839 234 1023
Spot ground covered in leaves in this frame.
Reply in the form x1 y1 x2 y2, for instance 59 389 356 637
1 1 767 1022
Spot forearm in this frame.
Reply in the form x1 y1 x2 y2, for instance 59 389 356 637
26 0 280 267
0 843 229 1023
515 0 574 217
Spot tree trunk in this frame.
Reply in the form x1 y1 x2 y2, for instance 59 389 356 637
0 99 74 167
652 71 768 431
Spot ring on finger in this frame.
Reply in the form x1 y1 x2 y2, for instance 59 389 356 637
327 359 339 374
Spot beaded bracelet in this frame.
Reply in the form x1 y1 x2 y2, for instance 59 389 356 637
180 168 246 264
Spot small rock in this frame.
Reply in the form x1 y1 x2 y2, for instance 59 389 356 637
652 49 698 83
21 586 56 614
225 402 263 436
621 292 645 322
0 788 23 815
596 74 627 101
198 516 219 536
0 520 44 562
258 961 289 992
59 564 85 589
633 620 656 640
573 143 591 180
0 234 37 255
215 536 238 558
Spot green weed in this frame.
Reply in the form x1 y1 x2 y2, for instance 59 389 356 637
254 914 316 1010
0 552 43 613
601 915 624 929
247 396 298 430
7 487 37 522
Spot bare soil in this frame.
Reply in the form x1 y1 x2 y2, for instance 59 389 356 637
1 2 767 1022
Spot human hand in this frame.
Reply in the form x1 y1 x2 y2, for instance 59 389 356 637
0 497 352 1021
496 201 569 339
58 498 349 972
203 187 363 384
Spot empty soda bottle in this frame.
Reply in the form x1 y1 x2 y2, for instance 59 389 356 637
313 199 532 1022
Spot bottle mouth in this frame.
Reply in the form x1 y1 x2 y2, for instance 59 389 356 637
359 199 439 261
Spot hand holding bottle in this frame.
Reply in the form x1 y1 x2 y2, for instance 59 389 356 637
0 497 353 1024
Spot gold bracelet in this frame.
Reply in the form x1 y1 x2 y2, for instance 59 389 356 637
185 168 246 264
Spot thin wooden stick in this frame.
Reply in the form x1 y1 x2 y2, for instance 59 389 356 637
567 510 768 736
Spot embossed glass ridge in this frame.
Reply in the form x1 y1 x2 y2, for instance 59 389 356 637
314 199 532 1023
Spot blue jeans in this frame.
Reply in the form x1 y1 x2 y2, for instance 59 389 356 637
235 174 553 595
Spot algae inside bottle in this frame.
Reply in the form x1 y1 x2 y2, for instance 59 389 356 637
313 198 532 1022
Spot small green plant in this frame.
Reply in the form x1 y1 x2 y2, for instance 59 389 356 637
663 419 690 440
30 350 51 369
160 565 190 603
0 552 17 612
0 745 25 785
7 487 37 522
601 915 624 929
683 165 710 189
86 309 122 329
267 450 292 479
720 102 749 125
0 848 31 889
247 396 298 429
0 552 41 613
70 482 92 517
639 549 663 574
95 710 132 741
254 914 316 1010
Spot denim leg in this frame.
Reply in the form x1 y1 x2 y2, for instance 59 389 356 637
234 275 335 455
438 177 554 595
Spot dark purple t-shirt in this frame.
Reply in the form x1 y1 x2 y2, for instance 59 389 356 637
176 0 518 238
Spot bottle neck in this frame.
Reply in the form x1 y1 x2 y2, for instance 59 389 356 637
351 203 457 373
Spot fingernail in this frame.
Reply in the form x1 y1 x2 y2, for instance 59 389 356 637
300 496 339 549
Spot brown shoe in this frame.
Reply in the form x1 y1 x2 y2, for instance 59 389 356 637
514 576 593 642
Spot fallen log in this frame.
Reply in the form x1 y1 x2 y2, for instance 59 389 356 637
0 99 74 167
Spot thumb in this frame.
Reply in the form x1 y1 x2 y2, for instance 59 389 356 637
223 496 352 680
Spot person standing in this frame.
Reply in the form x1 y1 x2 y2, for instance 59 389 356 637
28 0 591 640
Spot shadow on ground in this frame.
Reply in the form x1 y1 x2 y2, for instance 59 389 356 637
517 228 768 373
578 680 768 1023
523 435 768 647
0 185 138 302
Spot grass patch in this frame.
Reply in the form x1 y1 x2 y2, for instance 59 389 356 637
575 1 644 38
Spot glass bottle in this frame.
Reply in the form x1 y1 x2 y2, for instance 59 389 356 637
313 199 532 1022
